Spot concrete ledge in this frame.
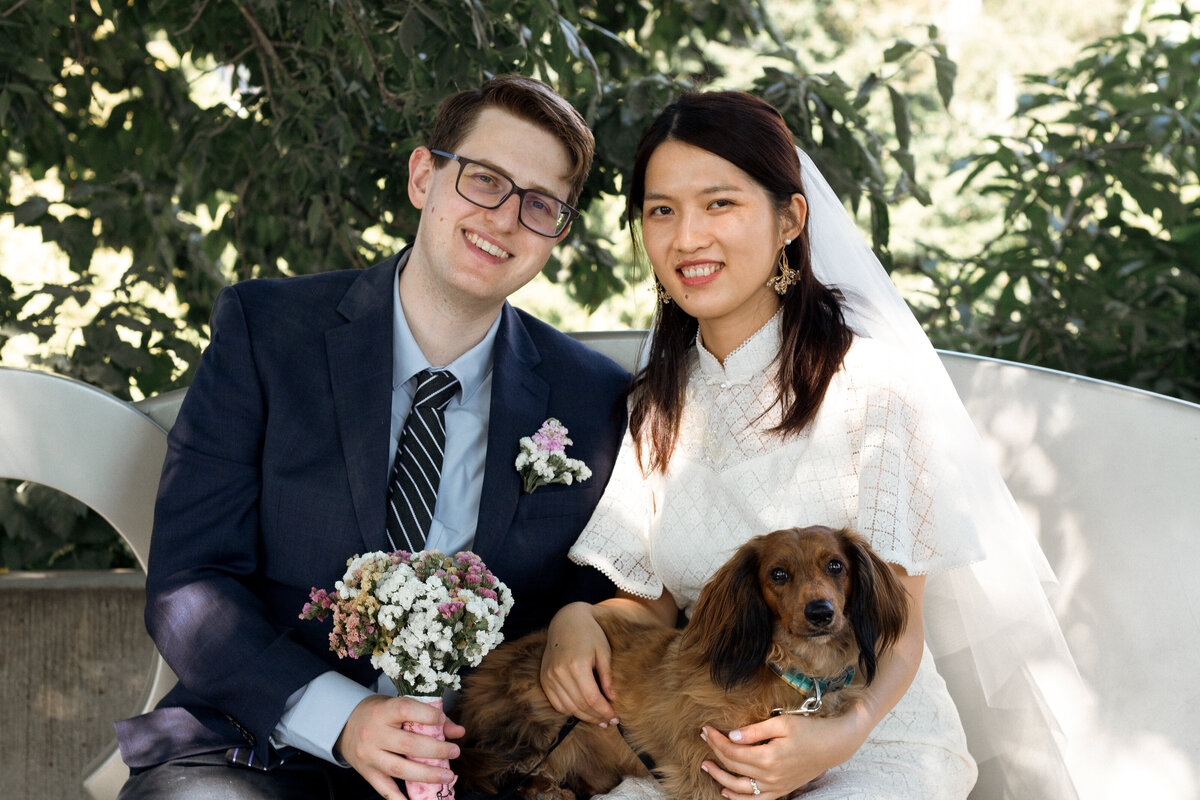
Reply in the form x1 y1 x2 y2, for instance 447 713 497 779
1 570 153 800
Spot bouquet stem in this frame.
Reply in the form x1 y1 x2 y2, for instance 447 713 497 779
402 695 456 800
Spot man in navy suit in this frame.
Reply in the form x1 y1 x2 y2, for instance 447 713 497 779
115 75 629 799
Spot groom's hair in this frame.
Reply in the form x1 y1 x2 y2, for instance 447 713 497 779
428 75 595 205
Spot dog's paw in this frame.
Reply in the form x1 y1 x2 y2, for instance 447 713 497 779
519 774 576 800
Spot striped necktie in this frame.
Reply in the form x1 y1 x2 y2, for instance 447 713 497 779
385 368 460 552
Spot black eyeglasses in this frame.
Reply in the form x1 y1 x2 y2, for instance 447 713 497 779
430 149 578 238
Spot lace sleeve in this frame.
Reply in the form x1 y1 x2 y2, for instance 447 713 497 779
568 426 663 599
848 341 984 575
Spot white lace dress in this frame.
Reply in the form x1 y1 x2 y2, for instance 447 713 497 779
569 314 981 799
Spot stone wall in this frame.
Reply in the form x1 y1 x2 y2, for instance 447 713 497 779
1 571 154 800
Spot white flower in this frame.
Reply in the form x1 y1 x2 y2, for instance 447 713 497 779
304 549 512 696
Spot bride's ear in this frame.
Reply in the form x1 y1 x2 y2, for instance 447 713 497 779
781 193 807 243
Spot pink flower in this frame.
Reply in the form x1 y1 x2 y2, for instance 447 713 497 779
438 600 466 620
300 588 334 620
531 418 572 453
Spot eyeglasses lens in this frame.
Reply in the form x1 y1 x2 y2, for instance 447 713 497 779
456 162 567 237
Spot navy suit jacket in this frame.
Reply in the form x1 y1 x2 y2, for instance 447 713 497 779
115 253 630 768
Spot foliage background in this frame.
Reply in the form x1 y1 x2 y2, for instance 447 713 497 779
1 0 1196 569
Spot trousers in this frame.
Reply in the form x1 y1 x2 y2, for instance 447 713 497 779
116 751 384 800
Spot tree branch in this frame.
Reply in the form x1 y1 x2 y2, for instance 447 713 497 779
1 0 32 19
175 0 212 36
345 0 406 112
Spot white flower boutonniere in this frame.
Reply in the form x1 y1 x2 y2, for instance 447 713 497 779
515 417 592 494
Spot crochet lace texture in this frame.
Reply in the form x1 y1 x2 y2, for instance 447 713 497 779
567 316 982 798
570 316 981 612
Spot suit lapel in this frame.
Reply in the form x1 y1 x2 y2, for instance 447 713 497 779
327 255 401 554
472 305 548 564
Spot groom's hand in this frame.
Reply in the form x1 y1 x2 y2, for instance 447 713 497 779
336 694 464 800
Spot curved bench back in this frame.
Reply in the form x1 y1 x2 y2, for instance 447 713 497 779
0 367 178 800
3 335 1198 800
941 354 1200 800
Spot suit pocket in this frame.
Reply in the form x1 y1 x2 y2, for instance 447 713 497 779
512 486 597 521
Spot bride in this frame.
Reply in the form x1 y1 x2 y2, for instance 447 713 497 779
537 91 1080 799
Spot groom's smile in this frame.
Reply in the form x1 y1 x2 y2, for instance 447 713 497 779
464 230 512 260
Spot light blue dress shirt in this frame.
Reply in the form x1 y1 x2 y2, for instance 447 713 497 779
271 260 499 763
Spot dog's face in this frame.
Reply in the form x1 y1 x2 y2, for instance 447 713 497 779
756 526 855 645
685 525 909 690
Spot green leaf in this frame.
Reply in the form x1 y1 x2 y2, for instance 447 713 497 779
557 17 582 59
13 196 50 225
398 6 426 59
887 86 912 151
933 53 957 109
21 58 56 84
854 73 881 108
883 40 916 63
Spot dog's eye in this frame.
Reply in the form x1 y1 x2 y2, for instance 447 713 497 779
826 559 845 576
769 567 790 584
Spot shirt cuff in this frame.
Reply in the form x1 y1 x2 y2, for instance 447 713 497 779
272 671 376 765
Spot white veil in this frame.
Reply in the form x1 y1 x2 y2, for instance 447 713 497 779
797 147 1087 798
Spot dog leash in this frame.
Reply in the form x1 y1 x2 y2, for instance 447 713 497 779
616 722 664 779
490 716 663 798
490 716 582 800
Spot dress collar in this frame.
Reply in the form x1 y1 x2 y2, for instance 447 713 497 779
695 308 783 383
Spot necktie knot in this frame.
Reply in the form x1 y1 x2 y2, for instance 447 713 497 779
413 369 459 411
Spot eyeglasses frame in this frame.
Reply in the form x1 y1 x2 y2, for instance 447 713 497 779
429 149 579 238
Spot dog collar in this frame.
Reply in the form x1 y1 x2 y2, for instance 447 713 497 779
768 662 855 715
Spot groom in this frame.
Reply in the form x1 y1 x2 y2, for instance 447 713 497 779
114 75 630 799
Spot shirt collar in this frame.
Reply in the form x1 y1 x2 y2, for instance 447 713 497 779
391 252 499 404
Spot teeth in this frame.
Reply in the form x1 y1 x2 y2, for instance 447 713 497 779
466 232 511 259
681 263 721 278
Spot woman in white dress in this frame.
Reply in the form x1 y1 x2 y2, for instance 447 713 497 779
538 91 1080 800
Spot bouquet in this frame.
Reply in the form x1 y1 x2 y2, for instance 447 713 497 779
515 417 592 493
301 549 513 800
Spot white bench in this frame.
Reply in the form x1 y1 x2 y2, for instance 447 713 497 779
2 331 1198 800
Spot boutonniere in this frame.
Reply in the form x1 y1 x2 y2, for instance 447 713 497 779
515 418 592 494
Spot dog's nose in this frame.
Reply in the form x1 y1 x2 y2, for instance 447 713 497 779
805 600 835 627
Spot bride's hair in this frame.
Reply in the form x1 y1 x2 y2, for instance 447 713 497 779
627 91 854 474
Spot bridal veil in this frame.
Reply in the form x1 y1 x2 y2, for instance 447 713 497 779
797 146 1088 798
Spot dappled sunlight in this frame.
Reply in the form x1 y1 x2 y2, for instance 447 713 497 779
1070 728 1198 800
945 354 1200 797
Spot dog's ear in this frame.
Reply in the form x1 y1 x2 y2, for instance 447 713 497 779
684 539 773 690
842 530 910 685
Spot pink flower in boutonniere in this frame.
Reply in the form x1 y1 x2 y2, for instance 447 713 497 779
515 418 592 494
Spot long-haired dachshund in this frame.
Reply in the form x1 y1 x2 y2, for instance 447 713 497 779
453 525 909 800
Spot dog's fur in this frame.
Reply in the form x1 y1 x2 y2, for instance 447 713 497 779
454 525 909 800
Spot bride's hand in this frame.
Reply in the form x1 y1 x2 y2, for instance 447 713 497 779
699 711 866 799
539 601 619 726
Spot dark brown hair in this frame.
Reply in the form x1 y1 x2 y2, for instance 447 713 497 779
428 74 595 205
627 91 854 473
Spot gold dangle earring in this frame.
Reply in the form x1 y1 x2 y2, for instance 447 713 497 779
654 279 672 305
768 237 797 295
